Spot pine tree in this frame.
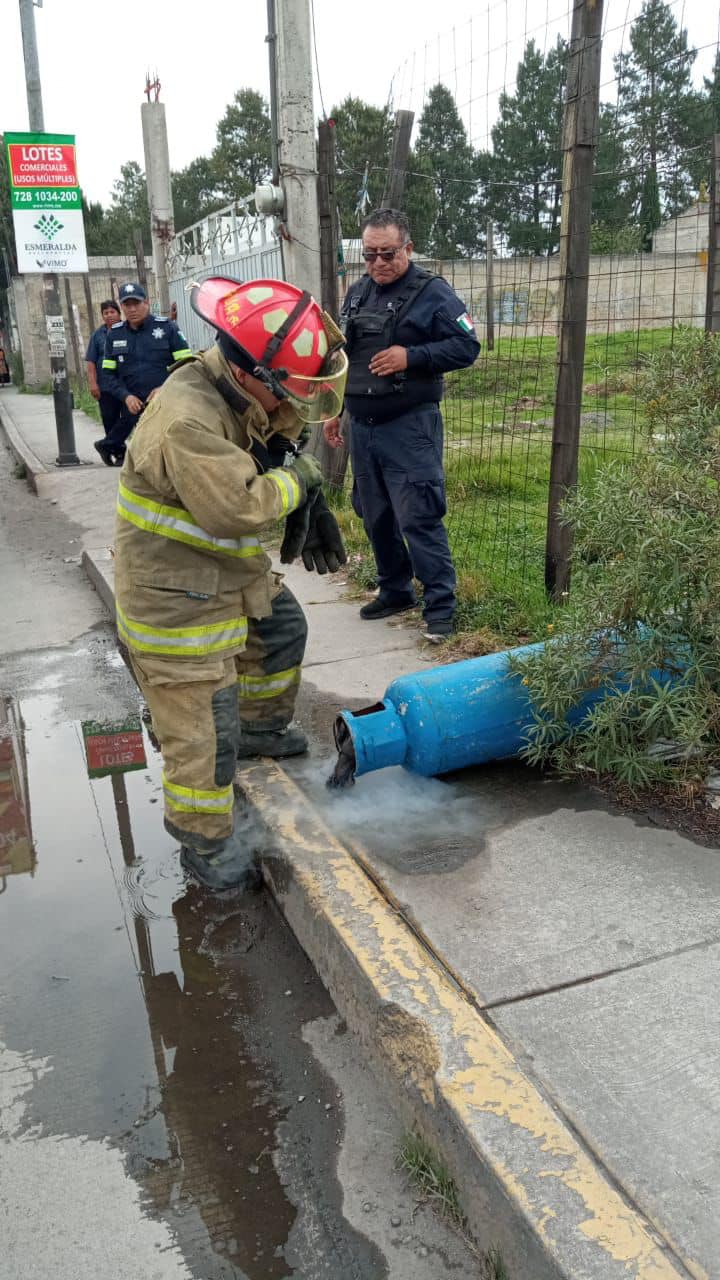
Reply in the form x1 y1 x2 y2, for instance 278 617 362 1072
404 84 482 258
483 38 567 256
706 50 720 132
591 103 636 244
614 0 698 217
329 97 391 233
639 163 662 250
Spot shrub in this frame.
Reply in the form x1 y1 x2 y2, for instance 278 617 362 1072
511 328 720 789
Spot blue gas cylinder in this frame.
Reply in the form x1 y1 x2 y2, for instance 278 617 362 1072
334 642 607 780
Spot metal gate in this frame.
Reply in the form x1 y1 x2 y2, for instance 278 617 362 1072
167 197 283 352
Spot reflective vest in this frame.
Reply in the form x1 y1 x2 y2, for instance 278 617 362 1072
114 346 304 661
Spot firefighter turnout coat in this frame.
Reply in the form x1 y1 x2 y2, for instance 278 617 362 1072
114 343 307 663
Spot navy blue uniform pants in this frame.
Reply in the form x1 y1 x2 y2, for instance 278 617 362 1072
98 391 122 437
103 404 142 458
349 404 456 624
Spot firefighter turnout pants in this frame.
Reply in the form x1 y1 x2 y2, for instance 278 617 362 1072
129 586 307 849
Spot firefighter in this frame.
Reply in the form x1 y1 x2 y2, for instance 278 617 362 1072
114 276 348 890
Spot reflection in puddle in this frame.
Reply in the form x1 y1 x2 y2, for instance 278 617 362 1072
0 696 36 888
0 686 375 1278
81 715 147 779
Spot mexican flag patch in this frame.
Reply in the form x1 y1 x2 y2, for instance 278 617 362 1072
456 311 475 333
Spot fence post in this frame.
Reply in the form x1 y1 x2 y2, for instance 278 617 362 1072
485 220 495 352
705 133 720 333
545 0 604 601
309 119 347 479
382 110 414 209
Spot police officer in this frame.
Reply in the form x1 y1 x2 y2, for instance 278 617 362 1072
324 208 480 642
97 282 193 465
85 299 122 437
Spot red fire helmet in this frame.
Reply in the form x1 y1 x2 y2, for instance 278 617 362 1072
189 276 347 422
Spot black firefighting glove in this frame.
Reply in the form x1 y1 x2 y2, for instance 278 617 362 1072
300 490 348 574
280 494 315 565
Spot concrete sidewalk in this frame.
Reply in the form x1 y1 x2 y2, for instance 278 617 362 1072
3 386 718 1280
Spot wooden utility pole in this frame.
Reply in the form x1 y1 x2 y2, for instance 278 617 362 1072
133 228 148 291
545 0 604 601
485 220 495 352
705 133 720 333
317 120 339 320
310 118 347 479
382 110 414 209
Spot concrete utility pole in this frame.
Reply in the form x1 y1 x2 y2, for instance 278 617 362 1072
545 0 604 601
141 95 174 315
18 0 79 465
275 0 321 298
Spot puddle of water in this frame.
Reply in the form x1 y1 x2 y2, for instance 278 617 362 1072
0 689 379 1279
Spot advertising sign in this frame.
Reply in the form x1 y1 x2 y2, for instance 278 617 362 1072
5 131 88 274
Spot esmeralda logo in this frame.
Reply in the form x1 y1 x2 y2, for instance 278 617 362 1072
33 213 63 240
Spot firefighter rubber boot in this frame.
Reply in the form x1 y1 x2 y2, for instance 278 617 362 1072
180 824 262 892
236 721 309 760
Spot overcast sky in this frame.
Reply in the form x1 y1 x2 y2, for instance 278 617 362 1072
2 0 718 208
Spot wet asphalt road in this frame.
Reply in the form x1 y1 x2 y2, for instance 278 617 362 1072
0 442 481 1278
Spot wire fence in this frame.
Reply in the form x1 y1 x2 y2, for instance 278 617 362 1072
330 0 719 634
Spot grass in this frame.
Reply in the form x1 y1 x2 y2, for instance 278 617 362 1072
397 1132 509 1278
335 325 675 648
18 376 102 425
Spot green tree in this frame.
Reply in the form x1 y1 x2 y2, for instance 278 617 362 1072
638 163 662 250
82 196 112 255
213 88 271 200
614 0 699 217
101 160 151 254
706 49 720 132
405 84 482 258
171 156 223 230
591 103 637 249
330 97 391 232
0 136 16 276
484 38 567 255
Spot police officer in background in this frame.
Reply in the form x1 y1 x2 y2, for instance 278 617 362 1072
85 298 122 437
324 208 480 642
97 282 193 465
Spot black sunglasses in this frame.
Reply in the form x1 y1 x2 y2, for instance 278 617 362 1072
362 242 410 263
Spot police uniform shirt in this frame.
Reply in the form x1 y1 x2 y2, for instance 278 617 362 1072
100 315 192 403
85 324 110 376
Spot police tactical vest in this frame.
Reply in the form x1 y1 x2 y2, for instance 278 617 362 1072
342 268 443 405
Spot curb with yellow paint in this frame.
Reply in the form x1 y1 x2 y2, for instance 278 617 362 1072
76 545 701 1279
241 759 699 1280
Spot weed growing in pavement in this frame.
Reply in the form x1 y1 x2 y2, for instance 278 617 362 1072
397 1131 509 1277
13 462 27 480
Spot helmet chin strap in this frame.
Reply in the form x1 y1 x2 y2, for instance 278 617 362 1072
252 363 289 400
